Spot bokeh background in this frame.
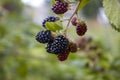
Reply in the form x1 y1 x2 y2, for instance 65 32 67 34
0 0 120 80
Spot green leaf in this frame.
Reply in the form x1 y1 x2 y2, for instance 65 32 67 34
77 0 90 11
103 0 120 32
45 21 63 31
52 0 55 4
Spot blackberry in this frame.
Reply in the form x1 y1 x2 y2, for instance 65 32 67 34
76 22 87 36
35 30 53 43
69 42 77 53
42 16 58 27
52 1 68 14
47 35 69 54
46 43 53 53
71 17 77 26
57 48 70 61
76 37 87 50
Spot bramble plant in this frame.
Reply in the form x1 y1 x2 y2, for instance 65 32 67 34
35 0 120 61
0 0 120 80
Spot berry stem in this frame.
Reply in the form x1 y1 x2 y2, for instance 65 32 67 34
60 18 70 22
64 1 81 36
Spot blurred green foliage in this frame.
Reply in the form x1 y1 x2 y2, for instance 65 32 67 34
81 0 102 18
0 0 120 80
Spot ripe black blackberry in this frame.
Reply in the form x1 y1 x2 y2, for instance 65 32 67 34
52 1 68 14
76 22 87 36
42 16 58 27
35 30 53 43
46 43 53 53
57 48 70 61
46 35 69 54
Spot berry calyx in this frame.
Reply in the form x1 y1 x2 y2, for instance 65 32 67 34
76 22 87 36
35 30 53 43
52 1 68 14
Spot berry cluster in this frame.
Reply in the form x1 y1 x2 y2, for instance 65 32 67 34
36 30 69 54
76 36 105 72
71 17 87 36
76 36 103 61
35 16 70 61
35 0 89 61
36 28 77 61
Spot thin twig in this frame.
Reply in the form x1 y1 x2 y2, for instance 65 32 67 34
64 1 81 36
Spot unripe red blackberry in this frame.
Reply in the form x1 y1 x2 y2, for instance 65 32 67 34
76 22 87 36
42 16 59 27
52 1 68 14
71 17 77 26
57 48 70 61
46 35 69 54
69 42 77 53
76 37 87 50
35 30 53 43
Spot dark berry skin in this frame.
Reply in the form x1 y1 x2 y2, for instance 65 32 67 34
76 37 87 50
57 48 70 61
46 35 69 54
46 43 53 53
76 23 87 36
52 1 68 14
42 16 57 27
35 30 53 43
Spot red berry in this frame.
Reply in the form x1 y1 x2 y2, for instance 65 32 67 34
76 22 87 36
76 37 87 50
71 17 77 26
52 1 68 14
57 48 70 61
69 42 77 52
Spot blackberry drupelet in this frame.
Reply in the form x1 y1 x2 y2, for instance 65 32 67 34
46 35 69 54
35 30 53 43
52 1 68 14
51 35 69 54
57 48 70 61
42 16 57 27
76 22 87 36
46 43 53 53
